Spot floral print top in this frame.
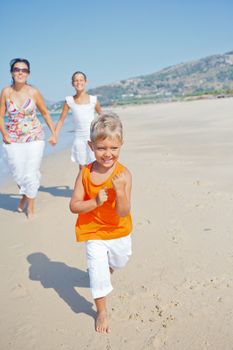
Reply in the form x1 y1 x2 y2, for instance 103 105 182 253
6 98 45 143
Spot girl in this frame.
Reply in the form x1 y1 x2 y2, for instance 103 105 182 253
55 71 101 169
0 58 57 218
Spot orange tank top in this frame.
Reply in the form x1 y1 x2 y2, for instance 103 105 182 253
75 162 132 242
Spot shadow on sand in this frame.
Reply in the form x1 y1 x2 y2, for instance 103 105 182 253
0 185 72 213
0 192 20 212
39 185 73 198
27 252 95 318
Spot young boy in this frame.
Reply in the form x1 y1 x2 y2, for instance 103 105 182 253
70 113 132 333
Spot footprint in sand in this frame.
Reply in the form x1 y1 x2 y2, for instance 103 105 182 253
153 300 179 315
181 277 233 290
151 300 178 330
128 311 144 323
152 336 166 348
181 279 201 290
170 235 180 244
11 283 29 298
135 219 151 230
203 227 212 232
161 314 176 328
111 309 130 321
111 297 131 321
146 333 166 349
193 180 201 186
15 324 37 348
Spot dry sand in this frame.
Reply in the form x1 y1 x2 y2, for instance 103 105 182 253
1 98 233 349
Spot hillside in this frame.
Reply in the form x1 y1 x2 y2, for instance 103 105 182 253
49 51 233 110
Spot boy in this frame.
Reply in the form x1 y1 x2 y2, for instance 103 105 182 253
70 113 132 333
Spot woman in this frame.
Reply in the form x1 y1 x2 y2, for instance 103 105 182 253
0 58 56 218
55 71 101 169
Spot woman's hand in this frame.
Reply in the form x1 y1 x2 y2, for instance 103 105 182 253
2 132 11 144
48 134 57 145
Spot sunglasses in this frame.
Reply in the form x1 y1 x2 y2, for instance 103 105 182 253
12 67 29 74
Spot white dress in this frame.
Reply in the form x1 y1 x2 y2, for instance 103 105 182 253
66 95 97 165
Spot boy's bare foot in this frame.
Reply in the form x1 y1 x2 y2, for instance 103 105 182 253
95 310 111 334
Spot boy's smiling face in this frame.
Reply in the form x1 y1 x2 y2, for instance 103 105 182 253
89 136 122 169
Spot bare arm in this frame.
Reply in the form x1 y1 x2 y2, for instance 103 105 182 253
33 89 56 145
0 88 10 144
95 100 102 115
112 168 132 217
55 102 70 138
69 170 108 214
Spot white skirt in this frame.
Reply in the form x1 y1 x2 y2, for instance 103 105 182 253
2 140 45 198
71 136 95 165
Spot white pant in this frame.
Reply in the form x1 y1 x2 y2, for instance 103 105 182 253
2 141 45 198
86 235 132 299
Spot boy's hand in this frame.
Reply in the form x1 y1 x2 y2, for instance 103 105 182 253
112 172 126 192
96 188 108 206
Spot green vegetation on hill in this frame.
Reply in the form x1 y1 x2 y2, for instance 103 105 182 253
48 51 233 110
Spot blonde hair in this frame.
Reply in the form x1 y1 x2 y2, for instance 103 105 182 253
90 113 123 142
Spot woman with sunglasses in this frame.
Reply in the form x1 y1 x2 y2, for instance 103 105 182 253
0 58 57 218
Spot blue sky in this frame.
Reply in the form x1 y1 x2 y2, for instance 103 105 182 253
1 0 232 101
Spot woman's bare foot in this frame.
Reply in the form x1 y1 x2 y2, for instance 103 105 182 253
95 310 111 334
17 195 27 212
27 210 34 219
27 198 35 219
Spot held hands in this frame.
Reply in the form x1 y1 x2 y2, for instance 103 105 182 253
112 172 127 192
48 134 57 146
3 132 11 144
96 188 108 207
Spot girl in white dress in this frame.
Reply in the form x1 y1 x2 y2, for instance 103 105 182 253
55 71 101 169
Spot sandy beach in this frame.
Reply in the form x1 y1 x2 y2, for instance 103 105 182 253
1 98 233 349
